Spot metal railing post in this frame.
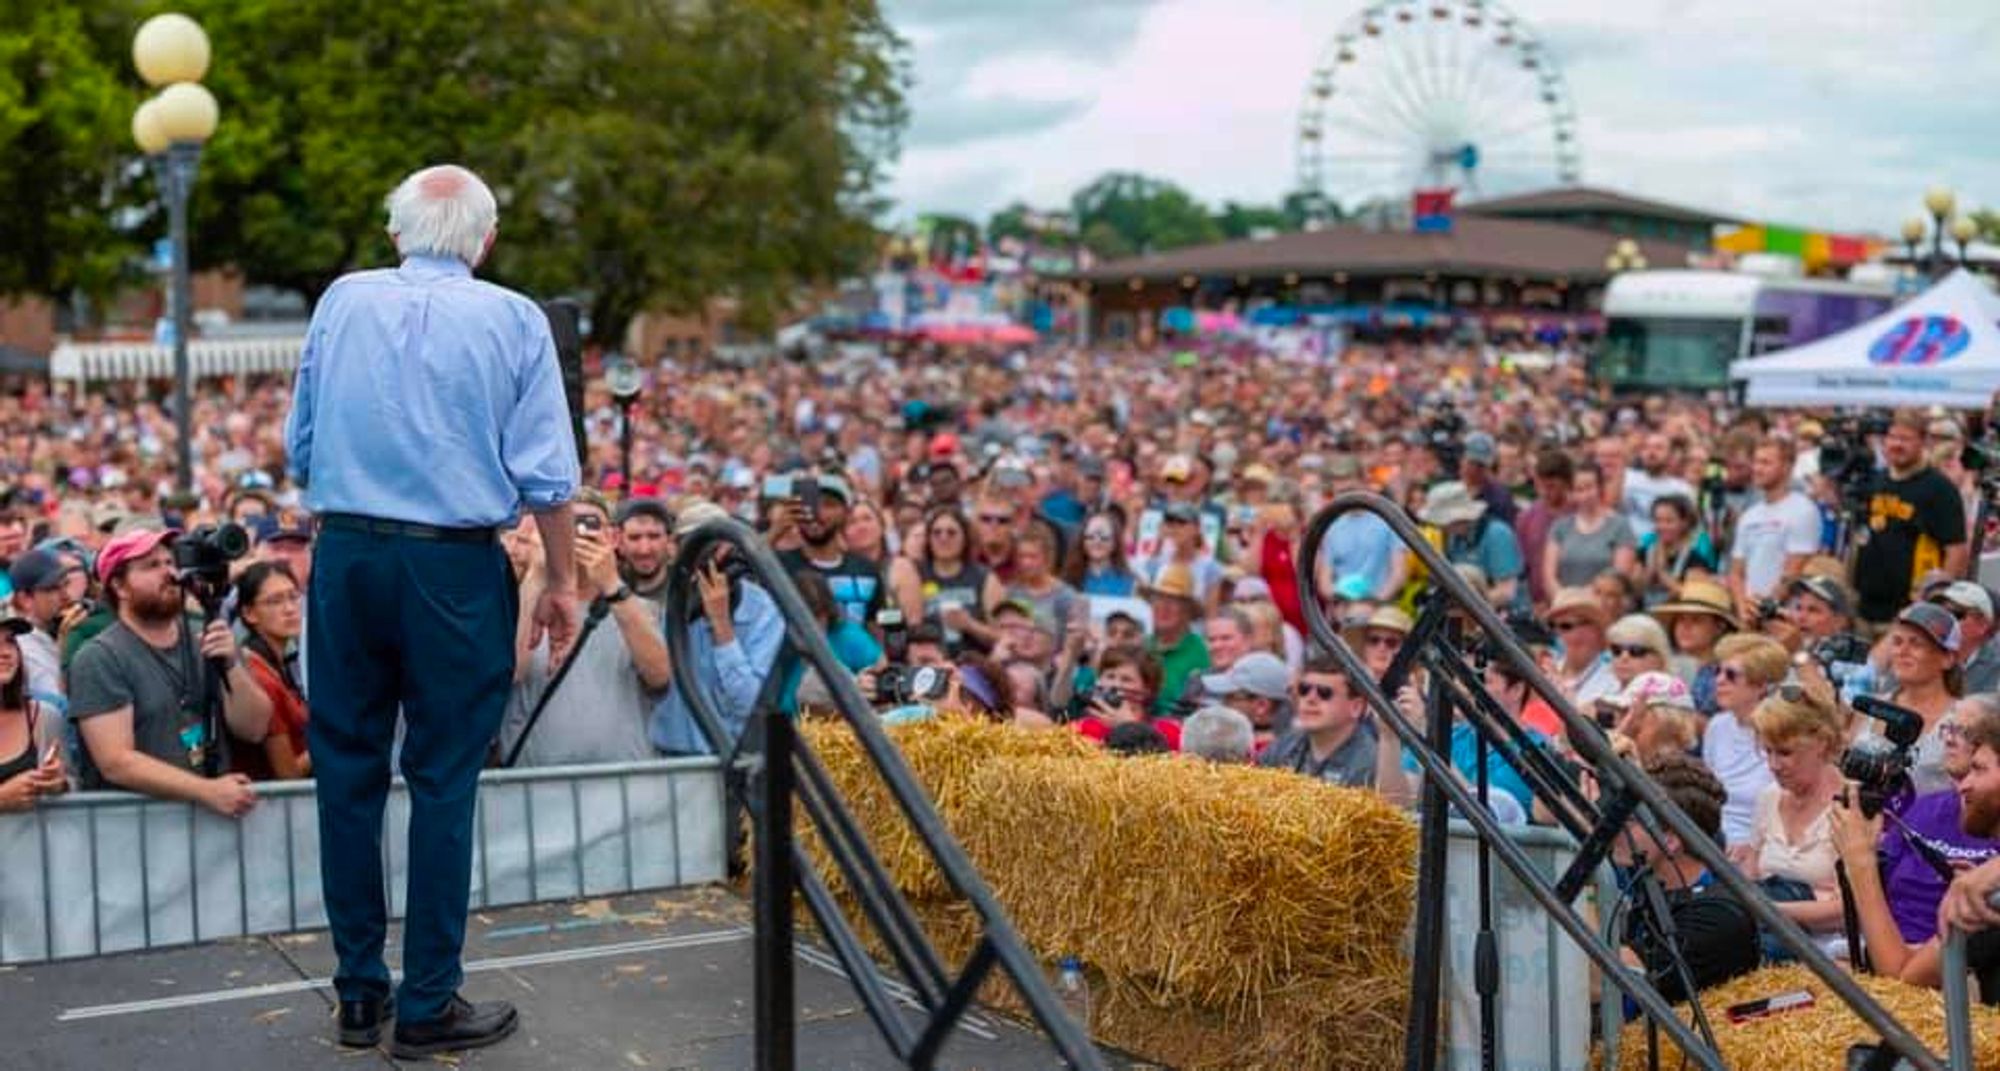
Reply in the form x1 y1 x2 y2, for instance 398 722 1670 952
754 713 798 1071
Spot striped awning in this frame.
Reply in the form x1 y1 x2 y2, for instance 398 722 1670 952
49 336 305 383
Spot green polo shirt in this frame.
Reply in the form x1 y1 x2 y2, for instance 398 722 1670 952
1150 630 1210 717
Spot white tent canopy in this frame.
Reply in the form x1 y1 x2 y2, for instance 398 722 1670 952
1731 269 2000 409
49 335 304 383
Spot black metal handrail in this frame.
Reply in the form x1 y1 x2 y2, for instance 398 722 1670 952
1298 491 1952 1071
663 518 1105 1071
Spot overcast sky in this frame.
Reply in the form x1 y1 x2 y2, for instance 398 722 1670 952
880 0 1999 234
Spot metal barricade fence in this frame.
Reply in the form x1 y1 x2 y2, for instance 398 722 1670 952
0 758 726 965
1443 820 1618 1071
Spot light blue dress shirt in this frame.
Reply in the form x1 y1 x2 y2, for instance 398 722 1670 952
284 255 579 526
650 583 788 756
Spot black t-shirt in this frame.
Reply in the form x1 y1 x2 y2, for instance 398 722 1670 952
778 548 885 630
1855 467 1965 622
1624 879 1761 1003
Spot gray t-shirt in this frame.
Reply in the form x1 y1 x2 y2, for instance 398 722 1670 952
69 618 227 789
497 602 664 767
1550 513 1636 588
1257 722 1379 788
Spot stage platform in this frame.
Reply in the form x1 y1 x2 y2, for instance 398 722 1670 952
0 887 1150 1069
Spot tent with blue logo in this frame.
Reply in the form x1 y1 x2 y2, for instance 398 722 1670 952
1731 269 2000 409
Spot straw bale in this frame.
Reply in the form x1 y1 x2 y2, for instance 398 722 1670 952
1601 964 2000 1071
956 753 1416 1011
799 716 1095 900
793 716 1417 1069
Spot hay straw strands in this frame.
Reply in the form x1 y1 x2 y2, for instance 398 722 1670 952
795 715 1418 1070
1603 964 2000 1071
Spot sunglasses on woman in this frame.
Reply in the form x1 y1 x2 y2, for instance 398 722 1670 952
1609 644 1654 659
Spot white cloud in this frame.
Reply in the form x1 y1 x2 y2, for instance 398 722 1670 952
883 0 2000 233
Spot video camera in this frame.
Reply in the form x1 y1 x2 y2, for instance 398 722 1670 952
1839 695 1923 818
1424 400 1468 472
1817 414 1886 521
172 523 249 615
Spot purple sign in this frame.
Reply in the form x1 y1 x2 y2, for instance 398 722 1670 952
1869 315 1970 366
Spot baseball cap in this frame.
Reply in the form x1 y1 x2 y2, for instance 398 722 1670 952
816 474 853 504
1786 574 1853 618
1161 455 1195 483
1200 652 1290 701
929 432 961 460
1935 581 1995 621
253 507 314 546
674 500 732 537
1896 601 1962 654
96 528 179 586
8 550 73 594
1463 432 1497 466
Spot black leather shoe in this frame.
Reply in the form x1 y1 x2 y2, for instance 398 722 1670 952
389 995 519 1059
336 994 392 1048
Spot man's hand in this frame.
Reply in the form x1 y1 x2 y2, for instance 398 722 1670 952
698 559 735 646
199 619 240 664
535 586 582 666
202 773 259 819
576 531 621 597
1941 857 2000 935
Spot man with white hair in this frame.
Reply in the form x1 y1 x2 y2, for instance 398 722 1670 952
286 164 580 1059
1182 705 1256 764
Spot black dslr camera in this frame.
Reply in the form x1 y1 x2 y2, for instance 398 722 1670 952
1839 695 1923 818
173 523 249 615
873 664 951 706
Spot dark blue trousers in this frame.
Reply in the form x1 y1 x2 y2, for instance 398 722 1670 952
305 525 515 1022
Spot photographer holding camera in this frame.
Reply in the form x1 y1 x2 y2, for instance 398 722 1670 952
68 528 273 815
499 493 672 767
1854 411 1968 630
1829 696 2000 986
649 504 786 757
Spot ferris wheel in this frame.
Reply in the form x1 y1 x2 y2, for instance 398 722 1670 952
1295 0 1582 215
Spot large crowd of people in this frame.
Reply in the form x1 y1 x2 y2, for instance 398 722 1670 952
5 336 2000 1016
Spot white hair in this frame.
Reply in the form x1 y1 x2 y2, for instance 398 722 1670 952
384 164 497 265
1183 705 1256 764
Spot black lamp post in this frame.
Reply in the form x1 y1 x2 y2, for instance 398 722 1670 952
606 357 643 496
132 13 218 497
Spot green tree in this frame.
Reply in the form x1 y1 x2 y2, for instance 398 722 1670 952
0 1 148 309
1070 171 1219 259
0 0 907 347
1213 200 1290 240
490 0 907 345
1973 208 2000 247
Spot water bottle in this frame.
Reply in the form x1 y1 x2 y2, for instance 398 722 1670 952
1055 956 1091 1029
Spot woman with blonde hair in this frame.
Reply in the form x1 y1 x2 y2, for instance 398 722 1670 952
1706 632 1790 850
1743 682 1849 958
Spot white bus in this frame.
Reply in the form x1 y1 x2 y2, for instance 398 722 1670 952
1596 269 1894 392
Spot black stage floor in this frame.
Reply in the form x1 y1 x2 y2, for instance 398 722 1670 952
0 887 1148 1069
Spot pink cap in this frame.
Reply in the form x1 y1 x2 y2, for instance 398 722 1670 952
96 528 178 586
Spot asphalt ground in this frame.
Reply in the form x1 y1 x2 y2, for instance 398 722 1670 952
0 887 1148 1070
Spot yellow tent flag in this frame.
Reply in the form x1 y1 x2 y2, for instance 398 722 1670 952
1804 232 1831 272
1715 226 1766 255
